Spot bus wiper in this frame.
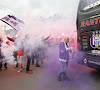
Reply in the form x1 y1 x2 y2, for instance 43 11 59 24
83 0 100 11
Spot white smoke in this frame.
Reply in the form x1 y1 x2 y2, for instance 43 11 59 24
1 40 18 65
0 0 79 64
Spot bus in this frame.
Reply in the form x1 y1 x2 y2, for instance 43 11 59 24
76 0 100 69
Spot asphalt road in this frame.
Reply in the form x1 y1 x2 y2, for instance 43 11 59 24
0 59 100 90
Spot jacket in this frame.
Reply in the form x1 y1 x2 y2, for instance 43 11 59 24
59 42 69 62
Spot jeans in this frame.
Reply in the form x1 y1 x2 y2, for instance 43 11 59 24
0 60 2 70
26 56 31 71
0 59 7 70
4 62 7 68
16 63 19 68
14 51 18 68
58 61 68 78
31 54 34 65
36 53 40 65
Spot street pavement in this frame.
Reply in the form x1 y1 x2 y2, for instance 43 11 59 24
0 59 100 90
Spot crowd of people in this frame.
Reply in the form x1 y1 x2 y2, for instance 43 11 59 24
0 33 76 82
0 34 62 74
0 34 49 74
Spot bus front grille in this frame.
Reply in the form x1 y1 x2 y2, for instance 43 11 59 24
85 53 100 62
82 35 88 50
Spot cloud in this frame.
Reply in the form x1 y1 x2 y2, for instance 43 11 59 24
0 0 79 18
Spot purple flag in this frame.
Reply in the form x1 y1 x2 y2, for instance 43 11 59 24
0 15 24 31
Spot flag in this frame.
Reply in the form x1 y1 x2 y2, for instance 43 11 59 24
0 15 24 31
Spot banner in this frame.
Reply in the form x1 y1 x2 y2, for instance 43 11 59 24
0 15 24 31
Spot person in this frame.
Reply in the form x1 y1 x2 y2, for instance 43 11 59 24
13 36 21 69
17 46 24 72
35 46 41 67
34 38 47 67
0 37 3 71
13 51 18 69
0 39 9 71
58 37 73 81
31 51 35 65
24 34 33 74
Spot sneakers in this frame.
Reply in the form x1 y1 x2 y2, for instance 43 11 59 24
58 76 71 81
26 71 33 74
36 64 40 67
18 69 23 72
4 67 7 70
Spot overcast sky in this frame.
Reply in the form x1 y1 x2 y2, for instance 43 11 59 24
0 0 79 18
0 0 79 30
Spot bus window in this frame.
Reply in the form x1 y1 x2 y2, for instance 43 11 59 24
79 0 99 12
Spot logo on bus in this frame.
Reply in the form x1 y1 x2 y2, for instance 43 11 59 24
81 17 100 28
92 31 100 47
84 58 87 64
